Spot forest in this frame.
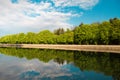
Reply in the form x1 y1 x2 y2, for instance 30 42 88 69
0 18 120 45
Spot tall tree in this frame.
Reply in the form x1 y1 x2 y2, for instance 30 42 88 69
54 28 65 35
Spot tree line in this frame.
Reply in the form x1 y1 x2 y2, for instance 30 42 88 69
0 18 120 45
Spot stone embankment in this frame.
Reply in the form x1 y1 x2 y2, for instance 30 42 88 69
0 44 120 53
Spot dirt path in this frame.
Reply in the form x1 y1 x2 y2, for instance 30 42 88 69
0 44 120 53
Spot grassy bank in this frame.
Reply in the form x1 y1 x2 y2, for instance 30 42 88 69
0 44 120 53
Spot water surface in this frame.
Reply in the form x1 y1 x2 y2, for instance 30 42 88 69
0 48 120 80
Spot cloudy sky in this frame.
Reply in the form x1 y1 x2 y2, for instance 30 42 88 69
0 0 120 36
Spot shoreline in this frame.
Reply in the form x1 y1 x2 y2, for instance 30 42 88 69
0 44 120 53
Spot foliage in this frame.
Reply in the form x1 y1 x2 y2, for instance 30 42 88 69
56 31 74 44
0 18 120 44
54 28 65 35
74 18 120 45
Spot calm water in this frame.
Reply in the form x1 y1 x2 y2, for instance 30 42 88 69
0 48 120 80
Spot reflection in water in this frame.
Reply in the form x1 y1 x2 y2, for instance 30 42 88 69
0 48 120 80
20 71 40 79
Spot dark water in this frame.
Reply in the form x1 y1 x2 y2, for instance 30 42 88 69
0 48 120 80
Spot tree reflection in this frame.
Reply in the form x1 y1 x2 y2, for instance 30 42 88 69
74 51 120 80
0 48 120 79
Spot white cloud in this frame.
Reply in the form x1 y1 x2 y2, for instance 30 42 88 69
0 0 99 36
0 0 83 36
52 0 99 10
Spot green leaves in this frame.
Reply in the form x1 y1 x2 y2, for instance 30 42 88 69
57 31 74 44
0 18 120 45
74 18 120 45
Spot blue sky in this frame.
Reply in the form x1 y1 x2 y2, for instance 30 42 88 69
0 0 120 36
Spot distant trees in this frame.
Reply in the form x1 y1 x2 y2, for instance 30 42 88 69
37 30 56 44
109 18 120 44
0 18 120 45
57 31 74 44
54 28 65 35
74 18 120 45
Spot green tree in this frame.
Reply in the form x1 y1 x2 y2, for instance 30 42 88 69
109 18 120 44
37 30 56 44
54 28 65 35
24 32 37 44
16 33 26 44
97 21 111 44
57 31 74 44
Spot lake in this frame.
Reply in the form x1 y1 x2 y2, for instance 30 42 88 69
0 48 120 80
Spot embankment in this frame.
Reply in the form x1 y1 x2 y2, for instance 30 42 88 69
0 44 120 53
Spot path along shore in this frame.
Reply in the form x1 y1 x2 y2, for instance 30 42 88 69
0 44 120 53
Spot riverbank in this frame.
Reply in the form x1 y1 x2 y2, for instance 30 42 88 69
0 44 120 53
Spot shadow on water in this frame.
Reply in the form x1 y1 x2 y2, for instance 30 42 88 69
0 48 120 80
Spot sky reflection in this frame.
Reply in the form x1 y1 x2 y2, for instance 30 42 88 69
0 53 113 80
